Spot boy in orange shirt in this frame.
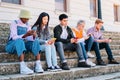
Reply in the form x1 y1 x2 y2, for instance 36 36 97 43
72 20 96 66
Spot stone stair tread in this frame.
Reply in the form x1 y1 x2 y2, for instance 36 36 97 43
0 64 120 80
78 72 120 80
0 55 120 75
0 75 9 80
0 49 120 54
0 49 120 63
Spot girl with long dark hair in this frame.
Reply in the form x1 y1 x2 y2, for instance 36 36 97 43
32 12 61 71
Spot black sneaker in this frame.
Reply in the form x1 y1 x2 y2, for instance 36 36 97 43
61 62 70 70
47 66 56 71
97 59 106 66
108 59 119 64
78 62 91 68
54 65 62 71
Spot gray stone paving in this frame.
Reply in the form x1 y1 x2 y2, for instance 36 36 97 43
76 72 120 80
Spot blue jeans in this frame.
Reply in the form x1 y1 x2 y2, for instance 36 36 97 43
40 44 58 67
91 42 114 60
6 39 40 57
55 42 85 63
85 36 94 52
80 42 88 60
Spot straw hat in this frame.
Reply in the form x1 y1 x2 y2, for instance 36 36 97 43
19 9 32 19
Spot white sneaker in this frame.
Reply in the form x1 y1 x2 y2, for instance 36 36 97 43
20 61 34 74
87 52 95 58
86 59 96 67
35 60 44 73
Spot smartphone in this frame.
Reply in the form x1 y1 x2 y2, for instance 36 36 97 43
74 37 78 39
51 38 56 41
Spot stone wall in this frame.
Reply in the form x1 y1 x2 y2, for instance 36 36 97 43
0 23 10 52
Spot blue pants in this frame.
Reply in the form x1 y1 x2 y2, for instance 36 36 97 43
5 39 40 57
40 44 58 67
85 36 94 52
80 42 88 60
55 42 84 63
85 36 114 60
91 42 114 60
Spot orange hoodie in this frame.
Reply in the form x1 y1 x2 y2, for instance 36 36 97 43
72 28 83 39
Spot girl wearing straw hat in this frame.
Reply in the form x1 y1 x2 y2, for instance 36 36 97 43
5 9 44 74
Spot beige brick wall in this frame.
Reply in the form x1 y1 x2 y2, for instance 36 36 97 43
0 0 120 32
101 0 120 32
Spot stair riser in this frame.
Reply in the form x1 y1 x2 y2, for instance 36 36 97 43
0 50 120 63
0 56 120 75
1 64 120 80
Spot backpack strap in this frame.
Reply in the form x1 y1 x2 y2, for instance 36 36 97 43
15 20 28 26
8 20 18 41
14 20 18 24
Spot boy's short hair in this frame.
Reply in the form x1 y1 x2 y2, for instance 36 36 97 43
95 19 104 24
59 14 68 20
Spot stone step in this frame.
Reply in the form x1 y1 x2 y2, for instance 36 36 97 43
0 64 120 80
0 55 120 75
103 32 120 36
103 33 120 35
0 37 8 44
1 42 120 52
0 52 38 63
0 39 120 48
110 41 120 45
0 44 5 52
2 39 120 46
103 36 120 39
0 42 120 53
1 39 120 47
0 32 120 44
103 31 120 34
104 36 120 40
112 38 120 41
103 34 120 37
62 49 120 59
3 37 120 52
93 49 120 56
0 49 120 63
71 49 120 58
78 72 120 80
109 45 120 50
0 33 119 42
103 35 120 38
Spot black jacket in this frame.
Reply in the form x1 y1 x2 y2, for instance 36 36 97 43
54 25 75 43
